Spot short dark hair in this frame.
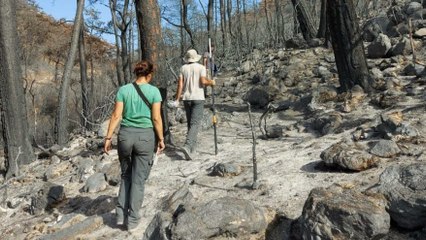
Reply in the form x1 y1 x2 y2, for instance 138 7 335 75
133 60 154 77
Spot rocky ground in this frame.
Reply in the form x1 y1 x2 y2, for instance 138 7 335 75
1 1 426 239
1 50 425 239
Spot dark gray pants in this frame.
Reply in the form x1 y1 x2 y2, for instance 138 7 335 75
116 127 154 229
183 100 205 152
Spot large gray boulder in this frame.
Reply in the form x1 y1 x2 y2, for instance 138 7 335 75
403 62 425 76
160 185 193 214
311 112 343 136
389 37 412 56
387 5 406 25
170 197 268 240
372 163 426 230
82 173 108 193
368 33 392 58
143 212 172 240
101 162 121 186
320 140 380 171
370 140 401 158
363 16 393 42
30 182 66 215
299 185 390 240
240 60 253 74
44 161 71 181
143 186 193 240
243 87 269 108
40 215 104 240
405 2 422 16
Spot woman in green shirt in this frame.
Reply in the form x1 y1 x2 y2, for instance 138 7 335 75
104 60 165 231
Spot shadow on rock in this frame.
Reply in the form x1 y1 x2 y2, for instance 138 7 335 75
300 160 358 174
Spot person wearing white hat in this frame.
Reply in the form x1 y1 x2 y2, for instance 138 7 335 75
175 49 216 160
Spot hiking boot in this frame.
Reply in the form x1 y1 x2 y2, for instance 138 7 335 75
116 216 125 226
181 146 192 160
128 226 139 234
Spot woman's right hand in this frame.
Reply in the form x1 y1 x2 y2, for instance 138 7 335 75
104 139 112 154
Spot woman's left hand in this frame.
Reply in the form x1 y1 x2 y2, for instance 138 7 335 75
157 139 165 154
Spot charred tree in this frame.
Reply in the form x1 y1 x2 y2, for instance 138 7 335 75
0 0 35 178
134 0 172 144
207 0 213 38
291 0 317 43
135 0 161 70
327 0 373 92
317 0 327 38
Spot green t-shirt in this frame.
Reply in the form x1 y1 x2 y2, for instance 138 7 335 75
116 83 162 128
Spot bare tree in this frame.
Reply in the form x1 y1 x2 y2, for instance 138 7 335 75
110 0 132 84
235 0 242 43
220 0 227 51
79 25 90 130
274 0 285 45
109 0 125 86
263 0 273 46
226 0 234 39
0 0 35 178
55 0 85 145
242 0 250 48
180 1 185 56
182 0 196 48
327 0 373 92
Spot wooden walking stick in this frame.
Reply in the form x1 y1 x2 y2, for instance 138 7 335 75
209 38 218 155
408 18 417 64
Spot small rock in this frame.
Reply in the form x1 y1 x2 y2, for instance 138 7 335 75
370 140 401 158
414 28 426 37
321 140 380 171
209 163 242 177
82 173 107 193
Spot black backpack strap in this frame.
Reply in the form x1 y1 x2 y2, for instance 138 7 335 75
132 82 152 109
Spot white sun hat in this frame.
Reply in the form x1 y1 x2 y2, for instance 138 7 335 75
183 49 202 63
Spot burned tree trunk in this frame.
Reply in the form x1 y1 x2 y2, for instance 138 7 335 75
135 0 161 71
207 0 214 38
327 0 373 92
135 0 172 144
0 0 35 178
291 0 317 43
317 0 327 38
